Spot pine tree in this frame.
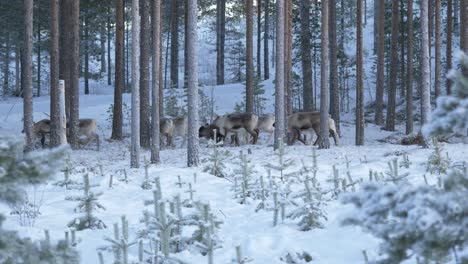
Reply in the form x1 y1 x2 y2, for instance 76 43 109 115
420 0 431 142
112 0 124 140
446 0 453 95
151 0 161 164
257 0 262 80
216 0 226 85
356 0 364 145
274 0 286 150
131 0 141 168
68 0 80 149
329 0 340 134
319 0 330 149
300 0 313 111
264 0 270 80
385 0 399 131
170 0 179 89
375 0 385 125
434 0 441 98
22 0 34 152
187 0 200 167
246 0 254 113
406 0 414 134
140 0 151 149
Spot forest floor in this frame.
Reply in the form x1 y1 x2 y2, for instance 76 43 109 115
0 79 466 264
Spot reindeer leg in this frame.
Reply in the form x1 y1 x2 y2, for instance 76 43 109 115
312 125 320 146
95 134 100 151
41 133 46 148
330 129 340 146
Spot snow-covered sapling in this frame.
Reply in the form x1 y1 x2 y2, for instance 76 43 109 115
203 137 231 178
67 174 106 230
102 215 137 264
384 158 409 183
232 151 256 204
54 157 80 189
141 157 153 190
288 176 327 231
327 165 341 196
400 153 411 169
232 245 253 263
265 139 295 182
426 141 451 175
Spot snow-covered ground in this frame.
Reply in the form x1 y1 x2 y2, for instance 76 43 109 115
0 75 466 263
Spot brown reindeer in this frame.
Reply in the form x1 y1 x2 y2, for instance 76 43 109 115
67 119 100 150
213 113 259 146
198 123 225 142
24 119 51 147
159 116 187 148
287 112 339 146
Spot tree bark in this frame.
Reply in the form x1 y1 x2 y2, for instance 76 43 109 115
374 0 384 125
100 21 106 75
420 0 431 128
461 0 468 76
159 5 164 117
329 0 340 135
23 0 34 152
319 0 330 149
112 0 124 140
356 0 364 145
50 0 66 147
216 0 226 85
170 0 179 88
434 0 441 98
274 0 285 150
184 0 188 88
15 47 20 96
107 10 112 85
385 0 399 131
284 0 293 116
264 0 270 80
257 0 262 80
36 10 41 97
246 0 254 113
2 30 10 96
59 0 70 118
131 0 141 168
187 0 200 167
68 0 80 149
446 0 452 94
151 0 161 164
140 0 150 148
406 0 414 135
300 0 313 111
84 11 89 95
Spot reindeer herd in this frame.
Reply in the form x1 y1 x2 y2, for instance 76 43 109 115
28 111 339 150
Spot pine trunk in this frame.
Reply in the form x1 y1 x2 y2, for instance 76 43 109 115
23 0 34 152
446 0 452 94
420 0 431 128
356 0 364 145
15 47 20 96
84 12 89 95
50 0 66 147
385 0 399 131
68 0 80 149
329 0 340 135
434 0 441 98
107 11 112 85
274 0 285 150
319 0 330 149
264 0 270 80
246 0 254 113
374 0 385 125
140 0 151 149
131 0 141 168
461 0 468 77
216 0 226 85
100 22 106 75
257 0 262 80
184 0 188 88
300 0 313 111
406 0 414 135
151 0 161 164
36 12 41 97
170 0 179 88
59 0 70 118
284 0 293 116
187 0 200 167
3 31 10 96
112 0 124 140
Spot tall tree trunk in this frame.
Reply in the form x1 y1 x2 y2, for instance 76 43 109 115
15 47 20 96
84 11 89 95
274 0 285 150
68 0 80 149
461 0 468 76
446 0 452 94
373 0 378 53
434 0 441 98
50 0 66 147
399 0 405 98
300 0 313 111
112 0 124 140
151 0 161 164
356 0 364 145
216 0 226 85
420 0 431 130
375 0 384 125
329 0 340 135
184 0 188 88
131 0 141 168
125 8 130 92
406 0 414 135
100 21 106 75
36 11 41 97
140 0 150 148
284 0 293 116
3 31 10 96
187 0 200 167
319 0 330 149
246 0 254 113
107 10 112 85
264 0 270 80
257 0 262 80
23 0 34 152
170 0 179 88
59 0 70 118
159 5 164 117
385 0 399 131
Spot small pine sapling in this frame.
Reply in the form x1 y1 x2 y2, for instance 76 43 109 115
67 174 106 230
384 158 410 183
54 157 80 189
426 141 452 175
141 157 153 189
265 139 295 182
288 176 328 231
101 215 137 264
280 250 314 263
400 153 412 169
203 137 231 178
327 165 342 196
232 151 256 204
232 245 253 263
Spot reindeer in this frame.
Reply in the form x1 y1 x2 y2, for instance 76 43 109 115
24 119 51 147
160 116 187 148
198 123 225 142
212 112 259 146
257 114 275 142
67 119 100 150
287 112 340 146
